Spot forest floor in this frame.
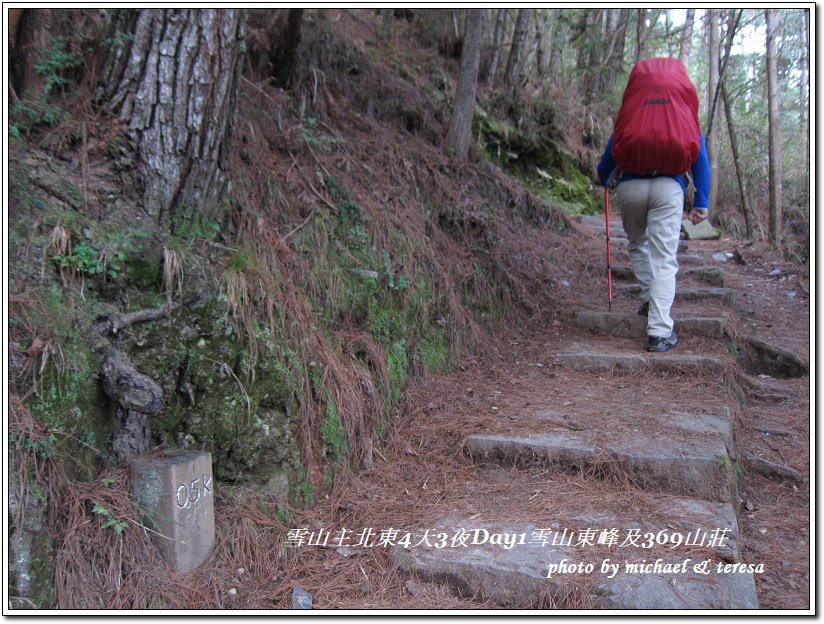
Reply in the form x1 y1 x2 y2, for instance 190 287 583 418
205 220 811 611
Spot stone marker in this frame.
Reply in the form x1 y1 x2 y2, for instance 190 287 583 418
131 450 215 574
682 217 720 240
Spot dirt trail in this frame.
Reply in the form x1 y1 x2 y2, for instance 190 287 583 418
277 216 810 610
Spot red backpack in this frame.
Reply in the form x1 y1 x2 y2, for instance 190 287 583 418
611 57 700 176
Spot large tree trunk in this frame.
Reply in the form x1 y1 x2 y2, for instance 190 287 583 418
706 10 720 213
721 83 753 239
765 8 783 245
444 10 485 161
272 9 304 88
9 9 55 98
678 9 696 65
503 8 531 102
101 9 246 226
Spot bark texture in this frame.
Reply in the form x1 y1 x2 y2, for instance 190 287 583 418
272 9 304 88
678 9 696 65
504 9 531 102
721 83 753 239
444 10 485 161
765 9 783 244
487 9 507 84
101 9 246 224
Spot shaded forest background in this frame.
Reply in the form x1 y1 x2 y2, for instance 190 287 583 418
5 7 811 609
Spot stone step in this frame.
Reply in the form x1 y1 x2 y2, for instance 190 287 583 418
590 224 628 239
394 502 757 609
684 267 726 287
611 266 725 287
610 239 690 255
739 336 809 378
574 311 729 339
615 285 736 305
554 349 727 375
465 407 734 501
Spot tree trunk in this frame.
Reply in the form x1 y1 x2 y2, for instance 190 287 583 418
444 10 485 161
634 9 647 64
534 10 553 78
608 10 630 81
800 9 810 193
721 83 753 239
272 9 304 88
548 10 568 81
678 9 696 65
9 9 53 98
765 8 783 245
487 9 507 84
706 10 720 212
504 8 531 102
101 9 246 226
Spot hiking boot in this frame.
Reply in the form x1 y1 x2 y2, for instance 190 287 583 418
637 301 649 316
648 331 679 353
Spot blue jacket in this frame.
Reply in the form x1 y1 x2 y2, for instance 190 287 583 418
596 133 711 211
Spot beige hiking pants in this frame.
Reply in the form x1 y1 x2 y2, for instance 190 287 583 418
616 177 684 338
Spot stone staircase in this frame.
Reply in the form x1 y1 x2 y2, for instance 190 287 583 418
390 216 808 609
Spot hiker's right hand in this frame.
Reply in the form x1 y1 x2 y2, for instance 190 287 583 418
688 209 708 224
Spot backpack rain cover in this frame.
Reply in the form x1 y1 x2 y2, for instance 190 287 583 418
611 57 701 176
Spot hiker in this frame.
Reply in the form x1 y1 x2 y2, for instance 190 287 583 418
596 57 710 353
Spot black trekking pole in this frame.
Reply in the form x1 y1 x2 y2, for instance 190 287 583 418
604 186 613 312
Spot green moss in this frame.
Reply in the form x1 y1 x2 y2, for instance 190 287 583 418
419 331 448 373
128 258 160 288
386 339 408 414
291 467 316 508
369 304 405 346
729 380 746 404
26 534 56 609
320 391 348 467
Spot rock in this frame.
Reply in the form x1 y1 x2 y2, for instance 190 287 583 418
681 218 719 240
405 579 423 596
768 268 782 277
292 586 313 609
228 588 237 596
711 252 727 263
786 291 797 299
